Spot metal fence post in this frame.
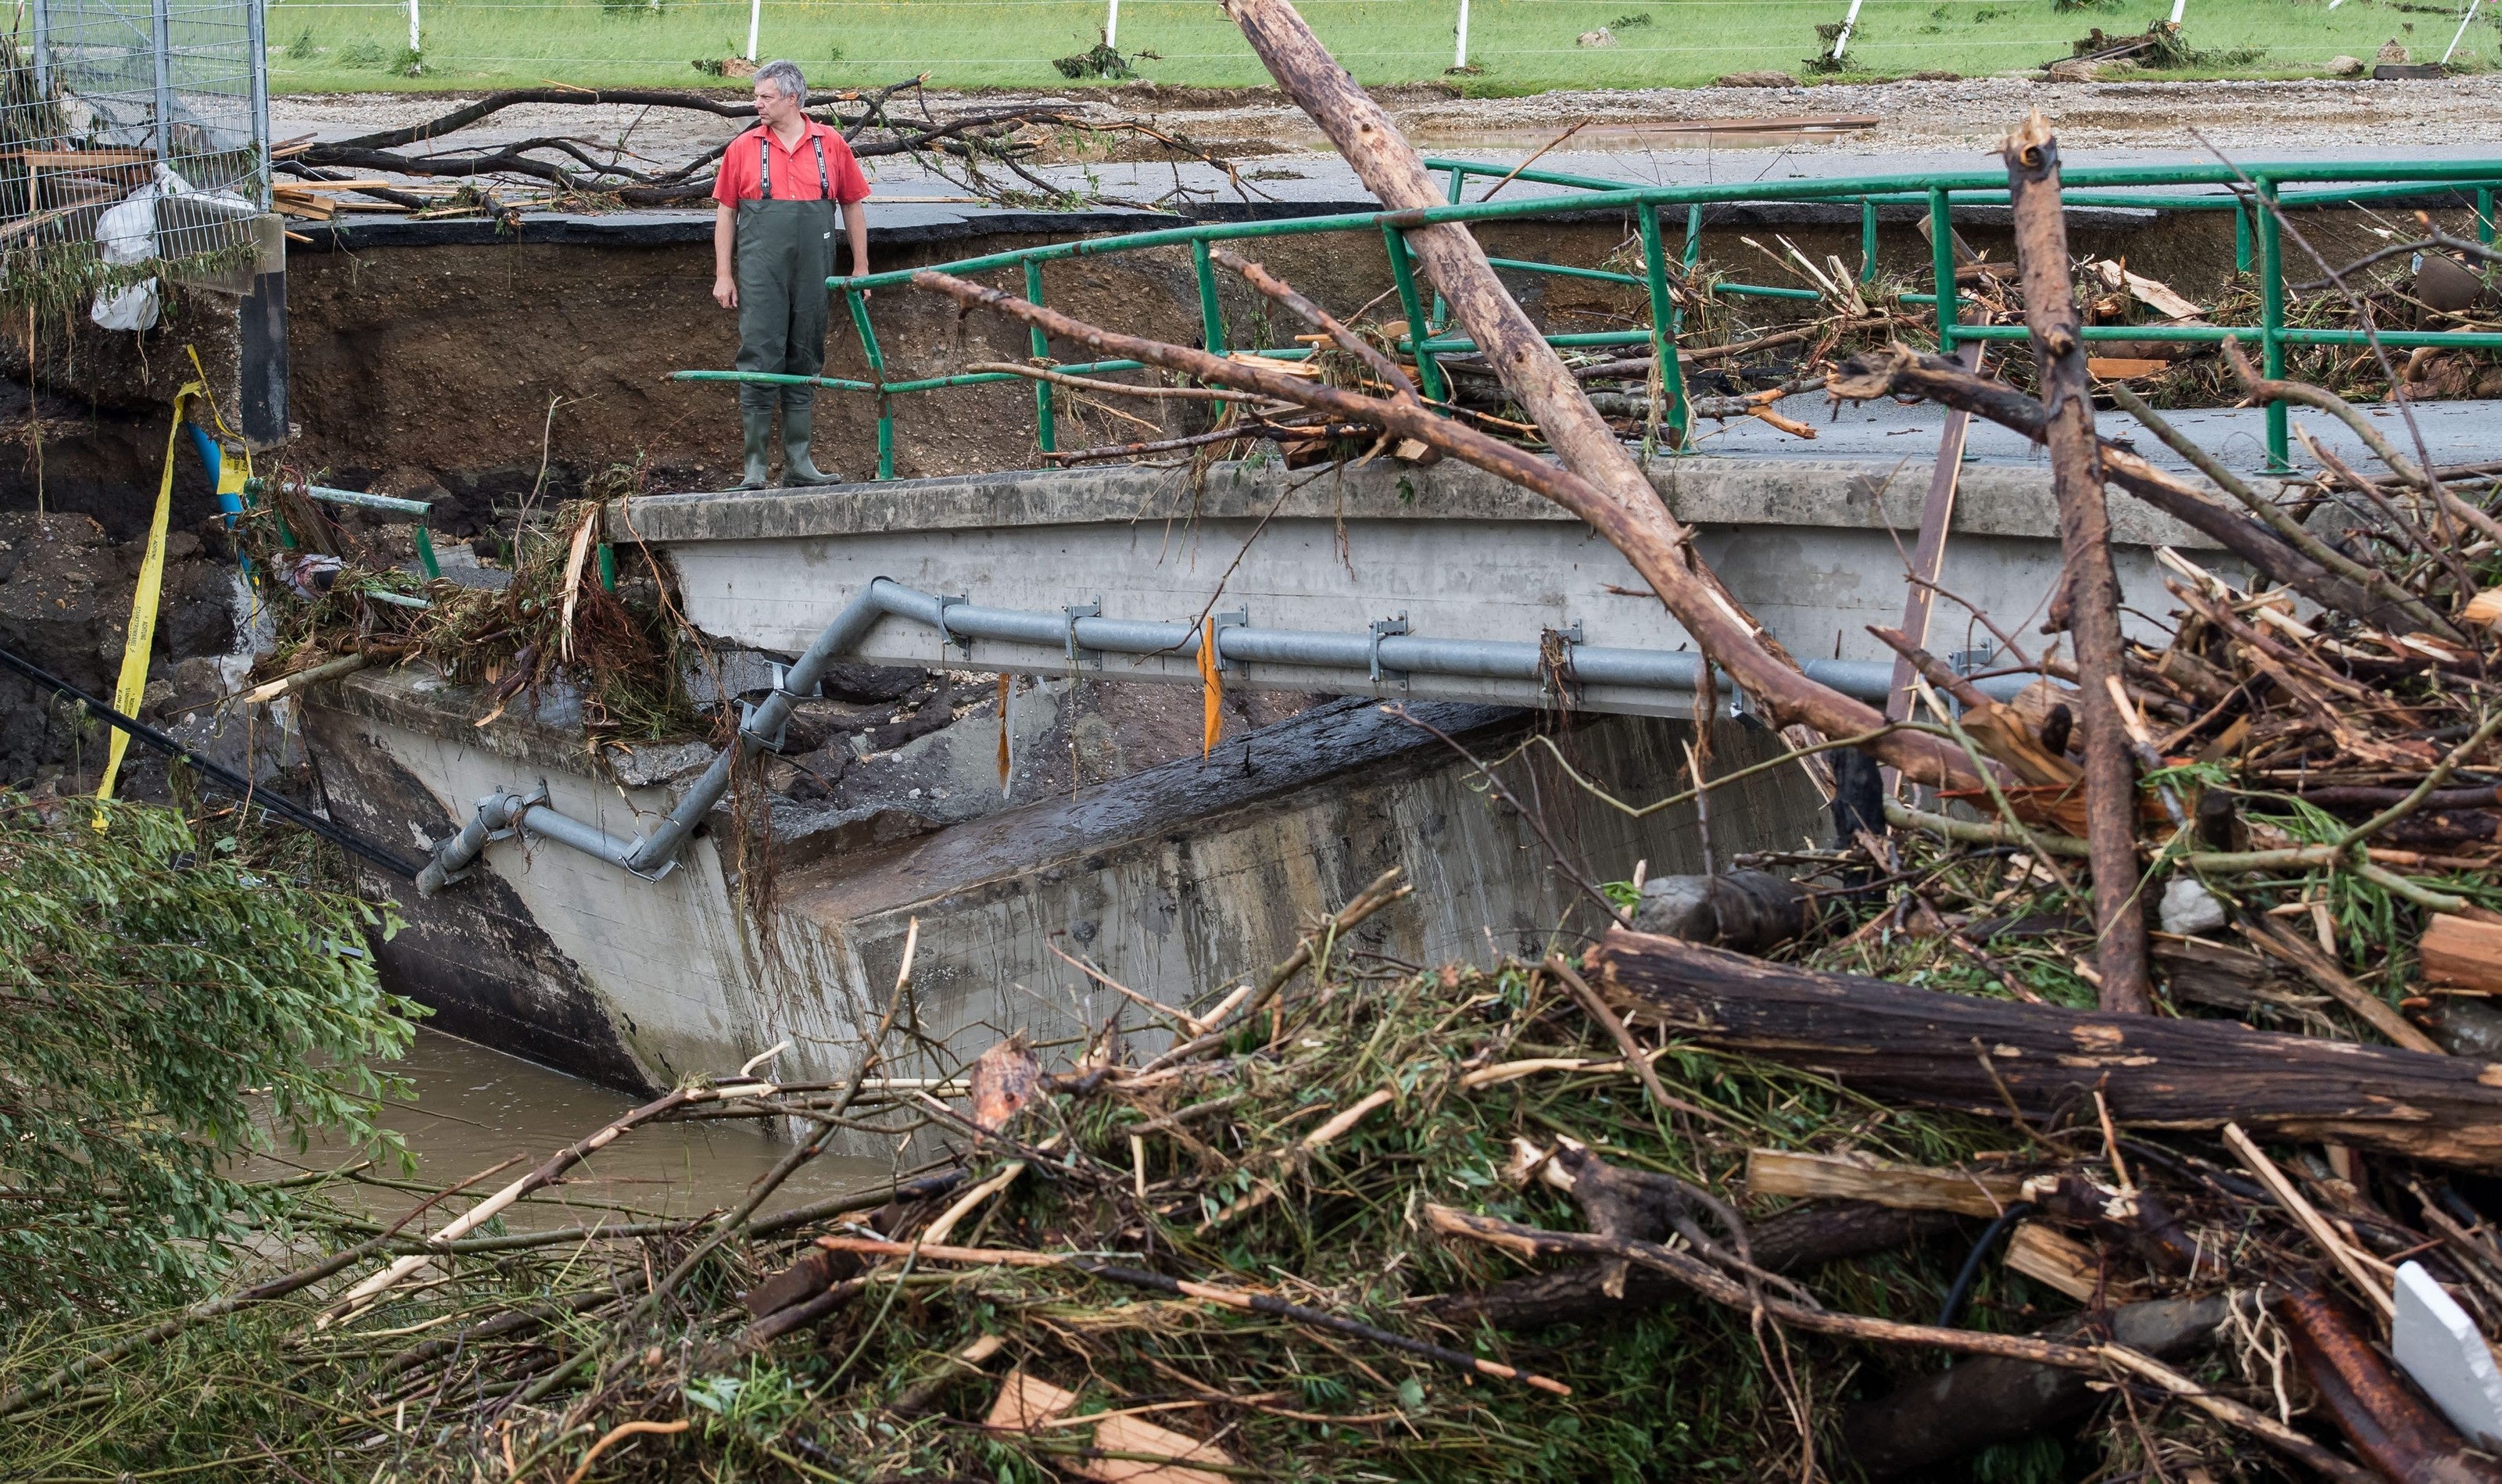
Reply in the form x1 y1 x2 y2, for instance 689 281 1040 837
1190 238 1226 355
30 0 49 106
1682 203 1703 273
1928 185 1956 353
2480 186 2497 246
1637 205 1691 447
2234 194 2253 275
844 288 894 479
2256 175 2288 471
1381 224 1446 403
149 0 174 166
1860 198 1878 282
1023 258 1055 456
246 0 270 206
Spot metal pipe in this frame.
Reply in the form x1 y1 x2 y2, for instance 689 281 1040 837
412 580 2053 893
618 585 895 875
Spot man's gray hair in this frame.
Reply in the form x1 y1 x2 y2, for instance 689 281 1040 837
755 59 807 100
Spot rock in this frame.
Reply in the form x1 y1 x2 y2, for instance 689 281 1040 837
817 661 927 704
2046 58 2103 82
2330 54 2366 76
604 739 715 788
782 696 895 753
2159 877 2228 937
1577 27 1615 46
1632 871 1809 954
2378 38 2410 64
1715 70 1801 88
2413 253 2490 313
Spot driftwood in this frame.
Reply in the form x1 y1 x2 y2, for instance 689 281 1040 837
1841 1291 2239 1479
1586 926 2502 1167
2278 1285 2502 1483
1425 1199 1955 1330
2002 113 2149 1013
1826 345 2393 626
1213 0 1973 792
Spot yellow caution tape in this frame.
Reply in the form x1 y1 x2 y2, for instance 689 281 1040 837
95 377 206 820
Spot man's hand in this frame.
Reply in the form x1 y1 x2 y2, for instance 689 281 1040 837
713 274 739 310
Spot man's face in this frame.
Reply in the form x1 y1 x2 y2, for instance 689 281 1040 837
754 79 800 130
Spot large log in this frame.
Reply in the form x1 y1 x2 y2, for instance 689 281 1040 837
1215 0 1973 790
1586 926 2502 1168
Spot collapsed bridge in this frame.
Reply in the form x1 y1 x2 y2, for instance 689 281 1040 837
294 151 2502 1096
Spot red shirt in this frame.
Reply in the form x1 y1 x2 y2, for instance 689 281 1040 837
712 120 871 205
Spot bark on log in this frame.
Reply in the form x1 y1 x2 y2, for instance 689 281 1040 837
1425 1200 1956 1330
1587 926 2502 1168
2002 113 2149 1014
1842 1292 2238 1479
2278 1285 2502 1484
1214 0 1972 790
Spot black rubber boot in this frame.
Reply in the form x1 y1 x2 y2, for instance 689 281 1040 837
780 395 844 486
735 403 774 490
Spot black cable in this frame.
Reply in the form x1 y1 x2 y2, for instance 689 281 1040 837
1934 1199 2038 1330
0 643 425 880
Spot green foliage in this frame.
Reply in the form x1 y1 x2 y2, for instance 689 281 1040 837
335 39 386 67
284 24 319 58
0 798 418 1317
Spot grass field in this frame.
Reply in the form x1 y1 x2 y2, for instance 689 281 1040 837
250 0 2502 94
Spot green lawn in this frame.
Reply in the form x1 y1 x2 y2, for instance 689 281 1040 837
260 0 2496 94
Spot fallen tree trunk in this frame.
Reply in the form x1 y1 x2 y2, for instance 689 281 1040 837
1842 1291 2241 1479
1586 926 2502 1168
1214 0 1973 790
1425 1199 1957 1330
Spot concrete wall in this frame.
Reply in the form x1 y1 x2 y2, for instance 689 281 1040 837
618 456 2221 717
310 665 1819 1092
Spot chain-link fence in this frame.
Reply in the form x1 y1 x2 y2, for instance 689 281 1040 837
4 0 267 303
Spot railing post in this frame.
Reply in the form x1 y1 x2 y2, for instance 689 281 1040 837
1023 259 1054 457
1428 164 1462 330
2234 194 2253 275
1190 238 1226 355
2480 186 2496 246
843 286 894 480
1682 203 1703 274
1927 185 1956 354
2256 175 2288 471
1637 205 1691 449
1381 224 1446 403
1860 198 1878 283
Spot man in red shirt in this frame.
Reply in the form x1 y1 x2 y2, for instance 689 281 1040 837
712 59 871 488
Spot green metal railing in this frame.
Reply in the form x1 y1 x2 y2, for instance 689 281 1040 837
675 157 2502 475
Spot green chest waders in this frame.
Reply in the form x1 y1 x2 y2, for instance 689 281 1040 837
733 131 844 486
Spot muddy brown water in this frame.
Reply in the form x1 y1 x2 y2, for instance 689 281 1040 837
253 1027 894 1230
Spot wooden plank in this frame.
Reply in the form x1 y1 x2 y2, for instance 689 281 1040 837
2424 913 2502 995
1590 925 2502 1169
2005 1222 2121 1303
1077 1414 1238 1484
1744 1147 2023 1218
3 148 152 167
2086 357 2170 380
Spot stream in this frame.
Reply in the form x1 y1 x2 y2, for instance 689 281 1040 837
258 1027 894 1230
